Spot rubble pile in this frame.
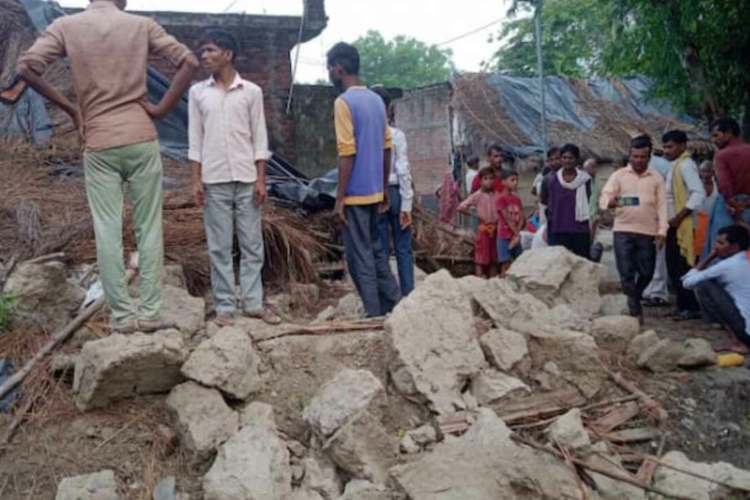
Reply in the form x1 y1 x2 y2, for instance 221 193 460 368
4 247 750 499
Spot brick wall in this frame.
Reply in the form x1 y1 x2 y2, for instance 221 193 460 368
396 83 453 195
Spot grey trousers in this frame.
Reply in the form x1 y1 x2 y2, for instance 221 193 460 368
343 204 401 317
643 247 668 301
695 279 749 345
203 182 264 314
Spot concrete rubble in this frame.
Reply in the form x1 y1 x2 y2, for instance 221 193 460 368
479 328 528 371
181 326 260 400
385 270 486 416
545 408 591 450
4 260 85 331
55 470 121 500
390 409 585 499
159 284 206 336
73 330 187 410
203 421 292 500
303 369 386 438
166 382 239 456
24 246 750 499
638 337 717 372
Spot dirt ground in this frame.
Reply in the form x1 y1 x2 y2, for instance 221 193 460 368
1 297 749 499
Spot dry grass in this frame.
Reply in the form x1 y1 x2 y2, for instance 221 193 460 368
0 140 330 296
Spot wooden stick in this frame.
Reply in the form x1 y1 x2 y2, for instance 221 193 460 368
606 370 668 423
511 435 696 500
636 433 666 484
257 319 385 343
0 397 33 448
22 252 66 266
0 268 136 401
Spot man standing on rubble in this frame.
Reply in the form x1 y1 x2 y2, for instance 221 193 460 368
17 0 198 333
327 42 401 317
600 135 668 321
188 30 281 327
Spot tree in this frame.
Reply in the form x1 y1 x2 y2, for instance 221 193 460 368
487 0 615 78
604 0 750 129
352 31 454 89
489 0 750 134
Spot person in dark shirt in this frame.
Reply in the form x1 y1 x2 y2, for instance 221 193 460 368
470 144 507 194
712 117 750 227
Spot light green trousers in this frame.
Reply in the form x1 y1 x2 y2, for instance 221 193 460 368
83 140 164 328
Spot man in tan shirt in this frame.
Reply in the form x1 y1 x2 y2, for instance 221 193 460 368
17 0 198 333
600 135 668 321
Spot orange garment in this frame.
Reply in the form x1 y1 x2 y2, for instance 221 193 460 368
694 212 710 258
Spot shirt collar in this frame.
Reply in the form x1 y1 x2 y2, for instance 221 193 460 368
208 72 244 90
88 1 118 11
625 165 653 177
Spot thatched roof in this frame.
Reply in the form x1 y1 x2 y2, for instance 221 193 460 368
452 73 711 161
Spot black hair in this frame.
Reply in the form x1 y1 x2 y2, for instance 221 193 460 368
662 130 688 145
560 143 581 159
630 135 653 151
711 117 741 137
199 29 239 62
488 144 504 155
327 42 360 75
478 166 496 179
501 169 519 180
718 225 750 251
370 85 392 109
467 156 480 167
547 146 560 157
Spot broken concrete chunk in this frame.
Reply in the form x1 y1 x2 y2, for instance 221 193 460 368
591 315 640 352
324 411 398 484
676 338 717 368
545 408 591 450
406 424 438 448
159 284 205 336
470 369 530 406
652 451 750 500
528 332 606 398
203 423 292 500
334 293 365 320
286 490 325 500
239 401 277 431
303 369 386 438
181 326 260 400
337 480 394 500
508 246 604 320
166 382 238 457
153 476 177 500
301 452 343 500
479 328 528 371
599 294 629 317
399 434 420 454
55 470 121 500
5 260 86 332
390 408 585 499
73 331 187 411
627 330 659 360
386 270 486 416
638 338 716 372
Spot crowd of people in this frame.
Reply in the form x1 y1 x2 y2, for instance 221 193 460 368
13 1 750 356
456 125 750 353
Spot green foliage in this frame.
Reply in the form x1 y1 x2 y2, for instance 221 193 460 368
489 0 750 121
487 0 615 77
0 294 16 333
353 31 454 89
603 0 750 118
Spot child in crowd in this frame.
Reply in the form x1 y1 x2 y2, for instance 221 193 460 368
496 170 526 277
458 167 500 278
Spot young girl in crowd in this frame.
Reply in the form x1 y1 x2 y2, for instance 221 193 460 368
458 167 500 278
496 170 526 277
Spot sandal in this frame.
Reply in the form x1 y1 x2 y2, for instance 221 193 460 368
243 309 282 325
214 313 235 328
137 319 178 333
643 297 669 308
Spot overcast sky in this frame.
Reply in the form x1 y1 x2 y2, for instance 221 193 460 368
61 0 510 82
